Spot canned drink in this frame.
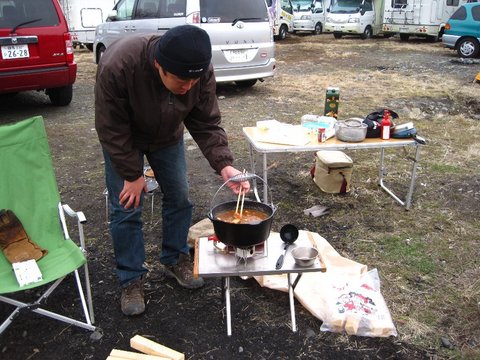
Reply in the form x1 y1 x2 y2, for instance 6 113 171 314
318 128 326 143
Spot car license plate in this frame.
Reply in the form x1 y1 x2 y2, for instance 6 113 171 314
1 44 30 60
334 26 342 31
225 49 250 63
399 27 408 33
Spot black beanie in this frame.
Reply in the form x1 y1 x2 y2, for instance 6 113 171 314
154 25 212 79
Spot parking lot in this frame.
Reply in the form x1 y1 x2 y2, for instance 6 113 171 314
1 34 479 359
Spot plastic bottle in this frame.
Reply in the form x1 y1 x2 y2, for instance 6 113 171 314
381 110 391 140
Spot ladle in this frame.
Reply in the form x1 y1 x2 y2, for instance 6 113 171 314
275 224 299 270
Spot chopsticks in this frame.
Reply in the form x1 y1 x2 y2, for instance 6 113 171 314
235 170 246 218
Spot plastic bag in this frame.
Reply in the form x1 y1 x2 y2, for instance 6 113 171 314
319 268 397 337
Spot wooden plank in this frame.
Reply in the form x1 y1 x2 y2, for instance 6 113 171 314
193 238 199 278
130 335 184 360
307 232 327 272
110 349 170 360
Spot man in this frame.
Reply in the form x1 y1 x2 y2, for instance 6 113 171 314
95 25 248 316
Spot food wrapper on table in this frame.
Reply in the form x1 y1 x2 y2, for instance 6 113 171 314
254 232 397 338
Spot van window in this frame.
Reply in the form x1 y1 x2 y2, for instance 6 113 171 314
199 0 269 23
473 5 480 20
136 0 187 18
450 6 467 20
0 0 59 28
363 0 373 11
135 0 159 18
313 0 324 13
446 0 460 6
116 0 136 20
391 0 407 9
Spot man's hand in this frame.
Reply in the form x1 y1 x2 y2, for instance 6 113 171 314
119 176 148 209
220 166 251 194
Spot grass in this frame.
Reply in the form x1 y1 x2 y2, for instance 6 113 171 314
254 36 480 358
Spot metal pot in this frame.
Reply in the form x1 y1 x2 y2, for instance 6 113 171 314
208 200 275 248
207 173 276 248
335 118 367 142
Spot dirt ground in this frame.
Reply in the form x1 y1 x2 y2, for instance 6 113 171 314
1 33 479 360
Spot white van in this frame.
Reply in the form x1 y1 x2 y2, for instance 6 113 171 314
266 0 295 40
382 0 469 41
325 0 385 39
59 0 118 50
93 0 276 87
292 0 331 35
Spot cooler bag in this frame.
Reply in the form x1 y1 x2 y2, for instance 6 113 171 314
312 151 353 194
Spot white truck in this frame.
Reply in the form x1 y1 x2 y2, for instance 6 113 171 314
325 0 385 39
382 0 470 41
266 0 295 40
59 0 118 50
291 0 331 35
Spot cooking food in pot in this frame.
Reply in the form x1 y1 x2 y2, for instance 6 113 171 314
215 208 269 224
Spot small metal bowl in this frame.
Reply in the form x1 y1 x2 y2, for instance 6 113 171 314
291 246 318 267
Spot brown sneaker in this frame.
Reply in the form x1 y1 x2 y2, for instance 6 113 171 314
161 253 204 289
120 277 145 316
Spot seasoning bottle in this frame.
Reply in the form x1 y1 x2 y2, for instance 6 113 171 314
381 110 391 140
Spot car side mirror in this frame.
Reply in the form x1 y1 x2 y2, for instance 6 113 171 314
106 10 118 21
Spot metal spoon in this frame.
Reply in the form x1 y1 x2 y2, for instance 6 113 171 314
275 224 299 270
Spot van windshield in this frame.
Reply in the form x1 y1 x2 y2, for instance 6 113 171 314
200 0 269 23
0 0 59 29
330 0 363 14
291 0 314 12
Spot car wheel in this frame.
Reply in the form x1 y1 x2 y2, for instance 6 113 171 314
47 85 73 106
333 33 342 39
361 26 372 40
457 37 480 58
426 35 439 42
235 79 257 88
313 23 322 35
96 45 106 64
277 25 288 40
400 33 410 41
85 43 94 51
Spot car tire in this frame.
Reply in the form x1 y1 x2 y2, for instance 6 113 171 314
47 85 73 106
276 25 288 40
235 79 257 88
96 45 106 64
457 37 480 58
333 33 342 39
400 33 410 41
361 26 372 40
85 43 94 51
313 23 322 35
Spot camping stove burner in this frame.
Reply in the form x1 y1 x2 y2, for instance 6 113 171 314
232 242 267 264
212 239 268 264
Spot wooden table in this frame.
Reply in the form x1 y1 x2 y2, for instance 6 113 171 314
242 126 422 210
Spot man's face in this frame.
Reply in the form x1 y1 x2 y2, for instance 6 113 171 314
154 61 200 95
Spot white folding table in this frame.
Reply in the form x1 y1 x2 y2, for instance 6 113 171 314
242 127 422 210
194 231 326 336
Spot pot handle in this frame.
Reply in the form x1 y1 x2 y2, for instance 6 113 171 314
209 172 274 210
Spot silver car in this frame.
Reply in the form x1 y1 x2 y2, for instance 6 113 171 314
93 0 276 87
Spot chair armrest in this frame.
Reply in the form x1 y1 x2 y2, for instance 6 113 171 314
62 204 87 224
59 203 87 250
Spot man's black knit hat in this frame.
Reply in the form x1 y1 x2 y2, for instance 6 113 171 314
154 25 212 79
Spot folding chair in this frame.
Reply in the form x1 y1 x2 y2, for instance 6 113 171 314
0 116 97 334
